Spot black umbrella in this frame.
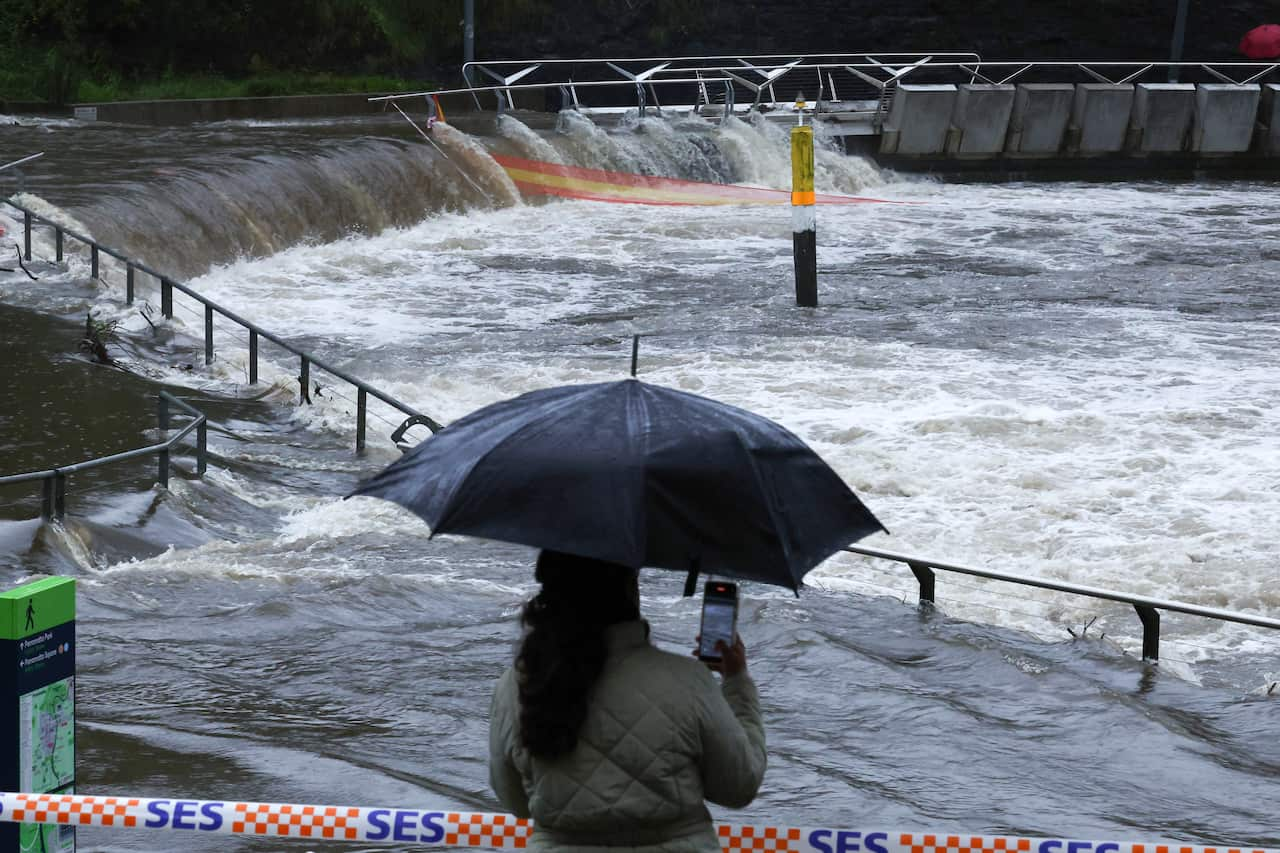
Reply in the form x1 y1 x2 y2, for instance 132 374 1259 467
349 379 885 591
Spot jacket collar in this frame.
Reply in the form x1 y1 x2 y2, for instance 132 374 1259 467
605 620 650 655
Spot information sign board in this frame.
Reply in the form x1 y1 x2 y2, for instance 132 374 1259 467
1 577 75 853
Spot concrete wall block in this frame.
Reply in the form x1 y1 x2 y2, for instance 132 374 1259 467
949 84 1015 155
1131 84 1196 152
880 84 958 155
1193 84 1261 153
75 93 391 125
1069 84 1134 154
1006 84 1074 155
1254 84 1280 155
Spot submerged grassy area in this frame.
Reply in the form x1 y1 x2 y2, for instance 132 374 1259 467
0 60 432 105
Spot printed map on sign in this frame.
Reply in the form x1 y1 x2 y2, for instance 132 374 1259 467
20 676 75 793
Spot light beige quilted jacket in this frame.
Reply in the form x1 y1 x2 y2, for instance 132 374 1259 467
489 620 767 853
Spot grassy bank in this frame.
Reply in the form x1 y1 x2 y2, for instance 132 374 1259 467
0 61 432 106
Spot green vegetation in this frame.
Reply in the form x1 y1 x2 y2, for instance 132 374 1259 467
80 312 118 364
0 0 546 105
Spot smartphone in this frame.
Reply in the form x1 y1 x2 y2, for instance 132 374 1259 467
697 581 739 662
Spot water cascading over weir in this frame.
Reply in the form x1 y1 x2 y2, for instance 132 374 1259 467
37 107 885 278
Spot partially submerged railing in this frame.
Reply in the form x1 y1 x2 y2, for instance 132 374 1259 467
845 543 1280 662
0 392 206 520
0 152 44 174
4 197 443 452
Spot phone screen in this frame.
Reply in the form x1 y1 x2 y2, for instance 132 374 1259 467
698 582 738 660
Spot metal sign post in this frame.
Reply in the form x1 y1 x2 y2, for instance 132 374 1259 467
1 577 76 853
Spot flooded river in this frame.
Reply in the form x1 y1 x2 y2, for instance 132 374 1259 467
1 108 1278 852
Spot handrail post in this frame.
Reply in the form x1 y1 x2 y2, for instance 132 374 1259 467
158 446 170 488
157 394 170 488
196 420 208 476
55 228 63 262
204 305 214 365
161 277 173 318
91 245 99 279
126 264 135 305
40 476 53 521
248 331 259 384
908 560 936 605
1134 604 1160 661
356 388 368 453
299 357 311 404
53 471 66 520
23 210 31 261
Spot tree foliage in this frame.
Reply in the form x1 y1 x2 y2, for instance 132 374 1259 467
0 0 547 103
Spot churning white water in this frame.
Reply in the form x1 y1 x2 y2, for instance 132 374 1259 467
4 109 1280 853
4 112 1279 669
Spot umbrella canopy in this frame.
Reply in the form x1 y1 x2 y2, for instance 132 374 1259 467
1240 24 1280 59
349 379 885 591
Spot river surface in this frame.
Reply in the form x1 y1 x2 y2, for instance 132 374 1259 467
1 109 1278 852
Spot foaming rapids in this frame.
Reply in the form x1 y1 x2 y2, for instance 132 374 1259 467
58 110 882 278
541 110 885 193
77 135 515 278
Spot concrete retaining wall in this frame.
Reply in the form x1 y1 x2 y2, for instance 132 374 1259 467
69 93 402 124
1131 83 1196 152
1193 84 1261 153
1067 84 1134 154
879 84 957 155
1263 85 1280 155
948 84 1015 156
1005 84 1074 155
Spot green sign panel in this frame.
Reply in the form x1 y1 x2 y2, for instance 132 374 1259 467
0 577 75 641
2 577 76 853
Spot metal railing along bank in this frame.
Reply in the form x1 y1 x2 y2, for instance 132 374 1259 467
0 392 206 520
845 544 1280 663
402 55 1280 123
450 52 983 117
8 205 1278 671
3 197 443 452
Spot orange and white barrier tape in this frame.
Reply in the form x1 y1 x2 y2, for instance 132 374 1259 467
1 793 1275 853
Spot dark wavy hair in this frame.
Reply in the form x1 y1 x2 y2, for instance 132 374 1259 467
516 550 640 759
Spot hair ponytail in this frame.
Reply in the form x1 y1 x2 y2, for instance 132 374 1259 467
516 551 639 759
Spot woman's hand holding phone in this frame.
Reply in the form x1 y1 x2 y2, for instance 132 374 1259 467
692 634 748 677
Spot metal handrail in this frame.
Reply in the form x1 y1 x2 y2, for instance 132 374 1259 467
369 76 737 102
0 392 207 520
464 51 983 69
0 153 43 174
401 53 985 116
459 58 1277 81
381 56 1280 120
844 543 1280 662
3 197 443 450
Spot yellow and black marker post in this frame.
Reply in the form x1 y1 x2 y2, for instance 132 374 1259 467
791 94 817 307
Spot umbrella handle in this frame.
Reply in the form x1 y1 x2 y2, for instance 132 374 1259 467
683 561 700 597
